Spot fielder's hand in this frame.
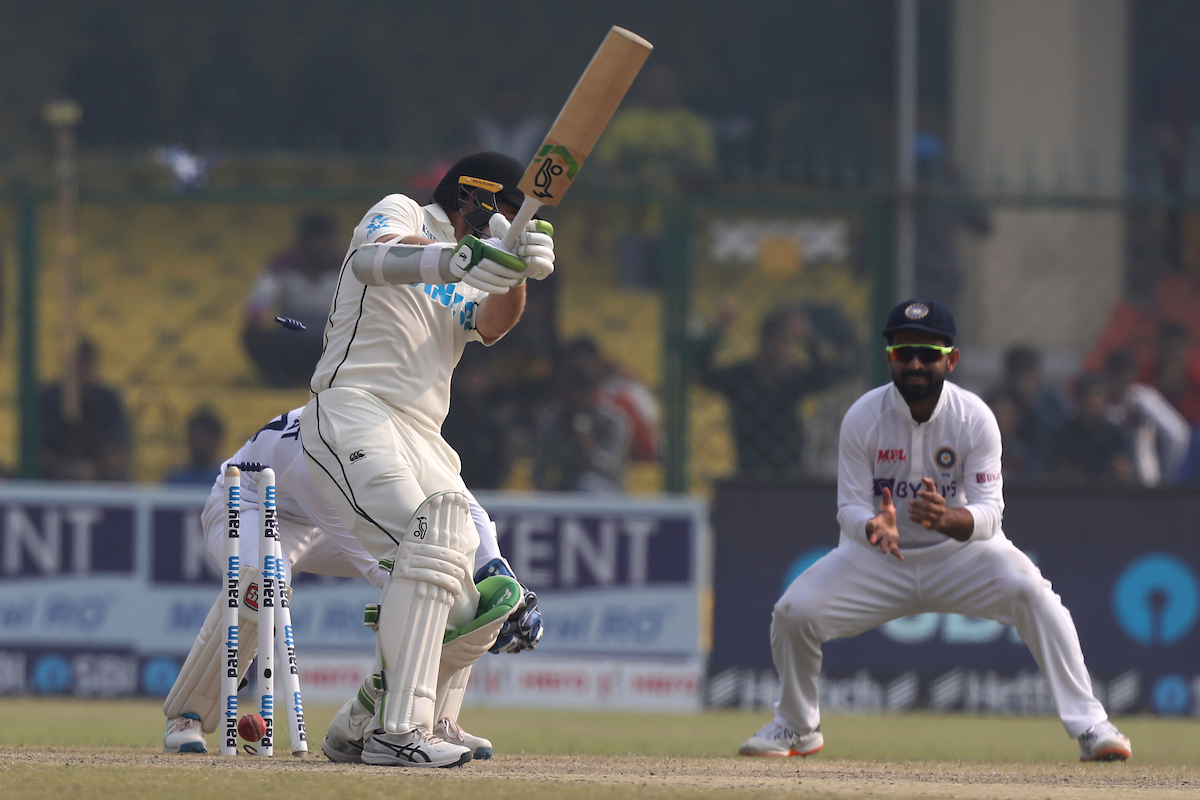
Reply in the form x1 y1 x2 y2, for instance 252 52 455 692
449 234 526 294
867 485 903 561
488 212 555 281
908 477 946 530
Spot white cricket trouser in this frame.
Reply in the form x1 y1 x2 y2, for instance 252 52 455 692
299 387 479 629
772 534 1108 739
201 493 386 588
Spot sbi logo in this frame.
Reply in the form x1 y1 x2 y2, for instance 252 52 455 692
1112 553 1199 646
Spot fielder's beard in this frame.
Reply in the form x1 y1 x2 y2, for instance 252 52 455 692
894 369 944 403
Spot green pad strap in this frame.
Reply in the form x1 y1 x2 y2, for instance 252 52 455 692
443 575 521 645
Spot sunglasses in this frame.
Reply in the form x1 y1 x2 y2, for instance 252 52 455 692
886 343 954 364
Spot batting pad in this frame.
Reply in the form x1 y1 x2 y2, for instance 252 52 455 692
376 491 474 734
163 564 261 733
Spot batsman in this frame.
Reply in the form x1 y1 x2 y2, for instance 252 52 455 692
299 151 554 768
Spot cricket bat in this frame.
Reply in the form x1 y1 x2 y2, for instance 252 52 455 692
500 25 653 251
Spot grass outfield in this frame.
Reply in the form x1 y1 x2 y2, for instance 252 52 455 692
0 698 1197 799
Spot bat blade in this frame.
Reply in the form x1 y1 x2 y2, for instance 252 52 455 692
518 26 653 208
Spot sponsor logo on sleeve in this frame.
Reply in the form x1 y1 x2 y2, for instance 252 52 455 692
365 214 390 236
975 471 1002 483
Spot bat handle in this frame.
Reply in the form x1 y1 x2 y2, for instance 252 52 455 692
501 194 544 251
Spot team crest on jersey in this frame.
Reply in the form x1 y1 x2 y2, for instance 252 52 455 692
935 447 957 470
905 302 930 320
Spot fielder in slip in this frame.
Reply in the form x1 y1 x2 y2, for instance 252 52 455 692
162 407 543 760
740 300 1133 764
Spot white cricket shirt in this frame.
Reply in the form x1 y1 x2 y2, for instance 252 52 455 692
309 195 490 434
837 381 1004 549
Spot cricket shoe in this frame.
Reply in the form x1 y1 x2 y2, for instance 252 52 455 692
163 712 207 754
361 726 472 768
321 729 364 763
1078 720 1132 762
739 721 824 757
434 717 493 760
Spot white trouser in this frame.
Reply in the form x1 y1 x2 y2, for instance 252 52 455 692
772 534 1108 739
200 493 386 589
299 387 479 630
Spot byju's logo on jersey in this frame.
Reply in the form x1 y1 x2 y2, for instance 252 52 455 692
877 449 907 463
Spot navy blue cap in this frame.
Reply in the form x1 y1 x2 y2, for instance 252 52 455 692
882 299 956 343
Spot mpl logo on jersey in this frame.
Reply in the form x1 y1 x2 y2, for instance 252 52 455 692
876 449 907 463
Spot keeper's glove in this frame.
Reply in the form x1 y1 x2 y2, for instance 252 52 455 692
449 235 526 294
487 213 555 281
473 557 544 653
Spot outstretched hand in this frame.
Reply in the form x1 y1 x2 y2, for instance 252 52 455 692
868 486 903 560
908 477 946 530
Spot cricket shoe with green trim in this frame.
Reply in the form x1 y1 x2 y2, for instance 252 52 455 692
361 726 472 768
163 712 207 754
1078 720 1132 762
738 721 823 757
434 717 493 760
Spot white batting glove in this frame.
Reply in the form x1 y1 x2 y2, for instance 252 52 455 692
489 213 555 281
447 235 527 294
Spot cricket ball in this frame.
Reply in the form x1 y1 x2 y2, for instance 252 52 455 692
238 713 267 742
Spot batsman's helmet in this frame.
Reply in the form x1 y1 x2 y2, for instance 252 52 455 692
433 151 525 236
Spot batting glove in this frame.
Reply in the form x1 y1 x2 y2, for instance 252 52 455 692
488 213 555 281
449 235 526 294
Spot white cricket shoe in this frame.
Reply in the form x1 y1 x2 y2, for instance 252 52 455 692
163 712 207 754
1078 720 1132 762
739 721 824 757
361 726 472 768
434 717 493 760
321 729 364 763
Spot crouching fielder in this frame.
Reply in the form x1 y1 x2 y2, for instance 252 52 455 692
739 300 1132 763
301 151 553 768
162 407 542 759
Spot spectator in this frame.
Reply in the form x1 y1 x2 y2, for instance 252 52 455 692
39 338 131 481
914 133 992 310
563 337 661 463
243 212 342 387
533 362 631 493
1150 323 1200 423
691 305 849 480
985 345 1069 475
442 354 512 490
1050 373 1133 482
165 407 225 486
1103 350 1191 485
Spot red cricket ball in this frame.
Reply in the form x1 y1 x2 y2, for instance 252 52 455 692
238 713 267 742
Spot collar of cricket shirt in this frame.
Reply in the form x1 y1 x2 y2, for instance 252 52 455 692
422 203 456 242
889 381 951 427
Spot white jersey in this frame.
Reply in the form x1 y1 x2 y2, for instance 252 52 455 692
837 381 1004 549
209 408 501 579
310 195 489 434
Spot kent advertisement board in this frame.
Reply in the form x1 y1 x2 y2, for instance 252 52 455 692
0 483 707 709
708 480 1200 716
